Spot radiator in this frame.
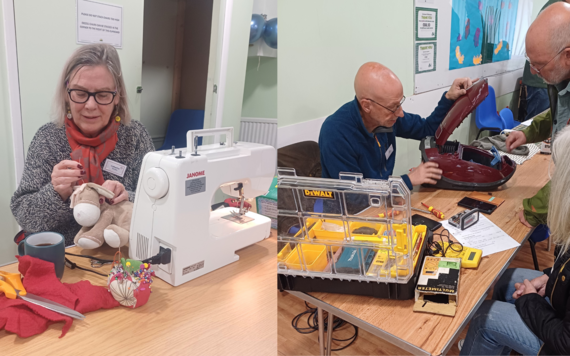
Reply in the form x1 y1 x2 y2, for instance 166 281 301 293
239 118 278 148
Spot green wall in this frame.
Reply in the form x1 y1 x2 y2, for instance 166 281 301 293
0 4 21 266
278 0 414 127
241 56 277 118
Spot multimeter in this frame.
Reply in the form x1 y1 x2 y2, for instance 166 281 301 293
431 242 483 268
449 208 480 230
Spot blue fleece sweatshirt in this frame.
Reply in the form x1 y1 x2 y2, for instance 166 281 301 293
319 93 454 190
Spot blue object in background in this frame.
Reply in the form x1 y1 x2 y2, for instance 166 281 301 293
490 146 501 166
158 109 205 151
475 85 515 140
263 17 277 49
528 224 550 271
250 14 265 44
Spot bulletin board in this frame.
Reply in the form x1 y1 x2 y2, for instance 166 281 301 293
414 0 533 94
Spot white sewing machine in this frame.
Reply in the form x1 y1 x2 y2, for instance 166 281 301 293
129 127 276 286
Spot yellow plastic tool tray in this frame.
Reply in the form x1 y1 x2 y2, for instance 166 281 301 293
278 243 292 262
312 219 348 240
349 222 386 243
366 225 426 278
293 218 320 240
284 244 328 272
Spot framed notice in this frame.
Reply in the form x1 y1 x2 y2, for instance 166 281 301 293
416 7 438 41
416 42 437 73
76 0 123 48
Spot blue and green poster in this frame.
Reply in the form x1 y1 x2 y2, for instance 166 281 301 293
449 0 519 70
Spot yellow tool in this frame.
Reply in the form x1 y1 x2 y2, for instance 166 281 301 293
421 202 445 219
431 242 482 268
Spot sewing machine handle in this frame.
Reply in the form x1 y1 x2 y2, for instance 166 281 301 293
187 127 235 152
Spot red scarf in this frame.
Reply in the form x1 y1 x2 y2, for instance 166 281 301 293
65 118 120 185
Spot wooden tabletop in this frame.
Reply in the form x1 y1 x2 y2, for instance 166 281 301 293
302 154 552 356
1 232 277 356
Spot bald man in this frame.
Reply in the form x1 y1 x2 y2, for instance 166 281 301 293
319 62 472 190
505 1 570 228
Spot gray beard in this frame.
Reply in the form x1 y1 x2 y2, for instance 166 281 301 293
541 62 570 85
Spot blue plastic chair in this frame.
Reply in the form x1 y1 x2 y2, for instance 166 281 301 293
158 109 205 151
475 85 516 140
529 224 550 271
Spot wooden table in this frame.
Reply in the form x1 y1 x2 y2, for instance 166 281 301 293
286 153 552 356
1 232 277 356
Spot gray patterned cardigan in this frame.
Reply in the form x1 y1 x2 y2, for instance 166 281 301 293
11 120 155 246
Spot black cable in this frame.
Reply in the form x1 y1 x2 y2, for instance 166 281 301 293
426 228 463 257
64 257 107 277
64 247 172 277
291 302 358 351
65 252 113 263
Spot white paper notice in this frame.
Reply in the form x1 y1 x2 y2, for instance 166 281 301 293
417 10 437 39
441 215 520 257
77 0 123 48
417 43 435 72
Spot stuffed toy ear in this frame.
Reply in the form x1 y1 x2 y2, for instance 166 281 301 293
87 183 115 199
70 183 88 209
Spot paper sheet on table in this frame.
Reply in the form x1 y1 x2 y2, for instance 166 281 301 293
441 214 520 257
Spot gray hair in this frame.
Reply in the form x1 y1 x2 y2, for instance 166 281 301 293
53 43 130 126
548 126 570 256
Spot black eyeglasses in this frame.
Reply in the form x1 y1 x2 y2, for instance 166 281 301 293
526 46 570 74
67 88 117 105
365 96 406 114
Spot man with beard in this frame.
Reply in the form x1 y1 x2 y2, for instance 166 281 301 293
506 2 570 229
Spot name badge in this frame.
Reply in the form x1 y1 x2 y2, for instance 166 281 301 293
385 145 394 160
103 159 127 177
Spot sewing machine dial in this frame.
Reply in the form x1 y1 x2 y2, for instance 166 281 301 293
143 167 169 199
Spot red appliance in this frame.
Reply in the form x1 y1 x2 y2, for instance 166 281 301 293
419 78 516 191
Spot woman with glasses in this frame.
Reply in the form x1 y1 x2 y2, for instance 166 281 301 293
11 43 154 247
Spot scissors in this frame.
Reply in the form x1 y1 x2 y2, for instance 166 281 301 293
0 270 85 320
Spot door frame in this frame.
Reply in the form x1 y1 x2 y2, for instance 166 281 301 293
2 0 24 184
204 0 233 133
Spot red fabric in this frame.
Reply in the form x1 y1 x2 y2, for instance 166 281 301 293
0 256 119 338
65 117 120 185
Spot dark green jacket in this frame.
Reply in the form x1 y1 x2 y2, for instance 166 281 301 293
520 86 555 226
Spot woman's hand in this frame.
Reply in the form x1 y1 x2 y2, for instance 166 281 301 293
102 180 128 205
51 160 85 201
513 274 548 299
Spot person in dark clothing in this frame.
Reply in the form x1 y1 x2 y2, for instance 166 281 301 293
459 125 570 355
521 0 568 122
319 62 473 191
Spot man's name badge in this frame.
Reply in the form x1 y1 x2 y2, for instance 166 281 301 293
103 159 127 177
385 144 394 160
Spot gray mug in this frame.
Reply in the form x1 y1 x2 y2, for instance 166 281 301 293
18 232 65 279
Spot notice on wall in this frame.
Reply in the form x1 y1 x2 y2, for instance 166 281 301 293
416 42 436 73
76 0 123 48
416 7 437 41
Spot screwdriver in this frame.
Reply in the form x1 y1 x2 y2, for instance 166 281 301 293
421 202 445 219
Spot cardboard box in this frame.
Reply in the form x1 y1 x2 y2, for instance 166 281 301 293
413 256 461 317
256 176 277 229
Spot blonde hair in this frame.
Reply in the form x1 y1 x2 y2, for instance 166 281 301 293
548 126 570 255
53 43 130 126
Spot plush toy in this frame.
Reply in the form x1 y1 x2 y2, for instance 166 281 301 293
70 183 133 250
